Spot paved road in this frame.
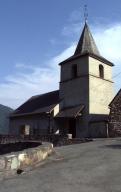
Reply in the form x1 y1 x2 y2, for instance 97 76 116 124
1 138 121 192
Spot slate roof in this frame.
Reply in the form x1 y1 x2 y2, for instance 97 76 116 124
56 105 84 118
74 22 100 56
11 90 59 116
59 22 114 67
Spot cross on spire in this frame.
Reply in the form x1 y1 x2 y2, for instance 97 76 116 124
84 5 88 23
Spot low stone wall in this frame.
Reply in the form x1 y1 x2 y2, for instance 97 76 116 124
0 142 53 172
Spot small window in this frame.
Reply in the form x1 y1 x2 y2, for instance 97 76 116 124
72 64 77 78
99 65 104 79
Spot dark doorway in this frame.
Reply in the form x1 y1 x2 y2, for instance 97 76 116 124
69 119 76 138
20 125 25 135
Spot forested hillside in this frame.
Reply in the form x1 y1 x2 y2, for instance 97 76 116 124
0 104 13 134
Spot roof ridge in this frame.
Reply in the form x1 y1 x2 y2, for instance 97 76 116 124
30 90 59 100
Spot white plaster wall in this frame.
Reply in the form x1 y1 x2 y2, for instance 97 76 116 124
60 56 88 82
60 56 89 110
60 77 89 109
89 56 114 114
89 57 113 81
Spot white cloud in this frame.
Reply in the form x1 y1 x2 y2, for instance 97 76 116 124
0 22 121 108
0 65 59 109
0 44 76 108
93 23 121 64
93 23 121 92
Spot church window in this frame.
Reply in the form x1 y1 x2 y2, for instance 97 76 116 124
99 65 104 79
72 64 77 78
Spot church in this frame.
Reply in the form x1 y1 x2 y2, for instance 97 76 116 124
9 21 114 138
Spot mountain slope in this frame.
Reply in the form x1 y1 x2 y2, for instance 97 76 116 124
0 104 13 135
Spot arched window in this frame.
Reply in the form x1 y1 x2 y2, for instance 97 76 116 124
99 65 104 79
72 64 77 78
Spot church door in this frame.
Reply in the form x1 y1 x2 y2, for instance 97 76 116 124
69 119 76 138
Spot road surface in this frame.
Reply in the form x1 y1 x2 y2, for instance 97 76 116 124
0 138 121 192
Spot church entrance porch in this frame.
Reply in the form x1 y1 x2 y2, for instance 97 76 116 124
54 117 77 138
55 105 84 138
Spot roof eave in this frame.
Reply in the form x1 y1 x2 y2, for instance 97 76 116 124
10 103 59 118
10 111 50 118
59 53 114 67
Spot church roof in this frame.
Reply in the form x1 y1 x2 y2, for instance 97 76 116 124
59 22 114 67
74 22 100 56
10 90 59 117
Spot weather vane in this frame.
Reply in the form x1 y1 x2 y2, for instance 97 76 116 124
84 5 88 22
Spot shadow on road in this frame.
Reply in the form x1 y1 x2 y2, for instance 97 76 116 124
103 144 121 149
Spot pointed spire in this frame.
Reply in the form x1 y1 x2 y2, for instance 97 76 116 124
74 22 100 56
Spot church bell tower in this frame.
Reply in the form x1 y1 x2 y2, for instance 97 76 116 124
59 21 114 138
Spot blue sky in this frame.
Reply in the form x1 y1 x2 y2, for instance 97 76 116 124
0 0 121 108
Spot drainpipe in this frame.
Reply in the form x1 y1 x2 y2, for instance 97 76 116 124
48 113 51 134
46 112 51 134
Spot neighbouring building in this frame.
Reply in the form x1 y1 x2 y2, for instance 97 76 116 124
109 89 121 137
10 21 114 138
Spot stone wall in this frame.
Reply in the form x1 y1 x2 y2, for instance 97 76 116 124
109 109 121 136
109 90 121 136
0 142 53 173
